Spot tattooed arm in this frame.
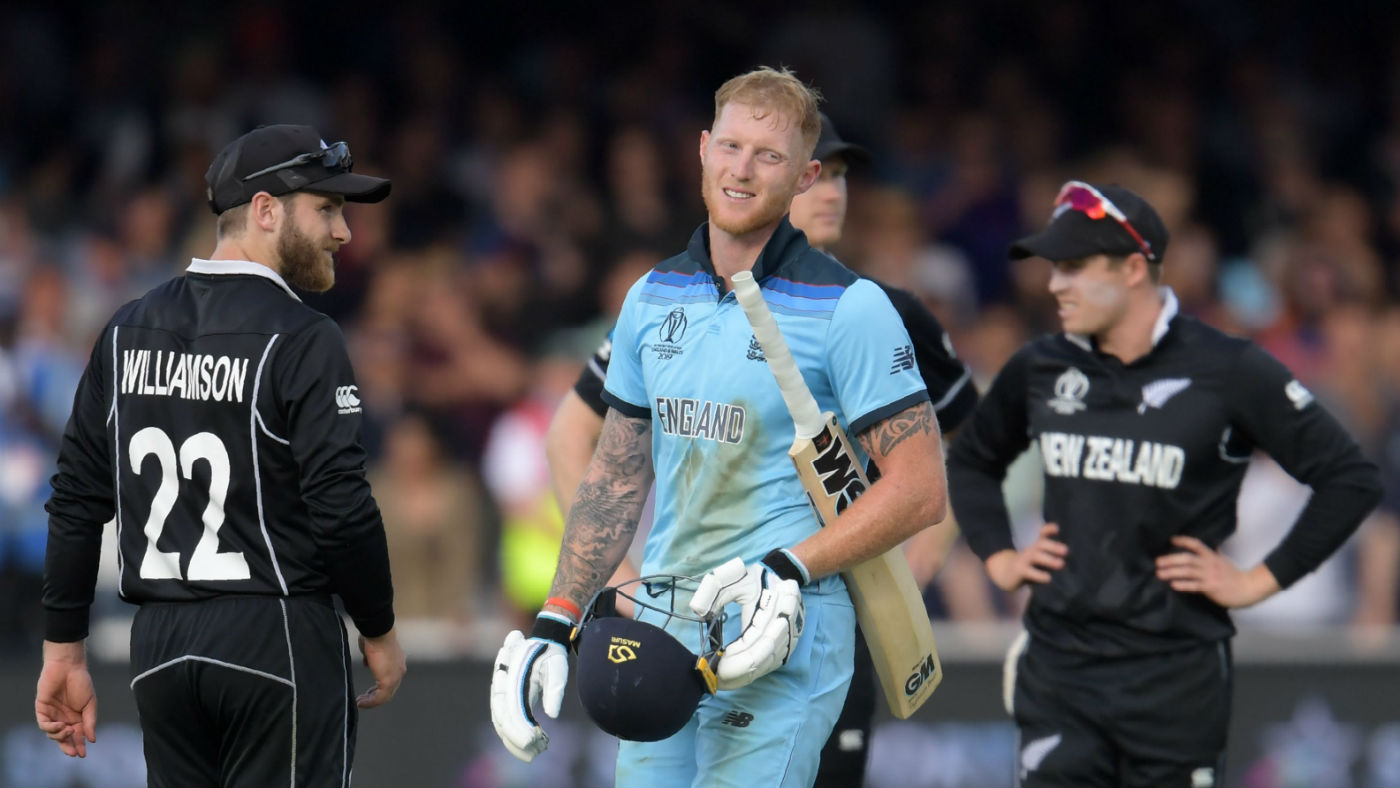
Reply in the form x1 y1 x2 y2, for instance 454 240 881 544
788 400 947 580
543 408 655 616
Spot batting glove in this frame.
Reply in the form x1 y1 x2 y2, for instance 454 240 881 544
489 612 573 762
690 552 807 690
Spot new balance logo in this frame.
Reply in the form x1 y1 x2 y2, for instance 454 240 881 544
891 345 915 373
720 710 754 728
335 385 362 414
1137 377 1191 414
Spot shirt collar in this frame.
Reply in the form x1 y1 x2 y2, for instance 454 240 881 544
186 258 301 301
685 215 811 282
1064 286 1179 353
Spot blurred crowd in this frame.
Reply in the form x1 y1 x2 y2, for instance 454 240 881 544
1 1 1399 656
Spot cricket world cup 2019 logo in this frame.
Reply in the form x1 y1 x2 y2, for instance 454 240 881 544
1048 367 1089 415
653 308 688 360
659 308 687 343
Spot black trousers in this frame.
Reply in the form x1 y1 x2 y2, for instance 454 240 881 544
129 595 356 788
814 627 877 788
1008 634 1231 788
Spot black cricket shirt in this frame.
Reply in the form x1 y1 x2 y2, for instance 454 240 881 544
44 259 395 642
948 289 1381 655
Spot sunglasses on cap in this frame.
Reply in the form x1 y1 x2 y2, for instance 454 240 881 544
1054 180 1157 262
242 141 353 182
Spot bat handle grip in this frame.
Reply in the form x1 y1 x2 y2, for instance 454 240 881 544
732 271 825 438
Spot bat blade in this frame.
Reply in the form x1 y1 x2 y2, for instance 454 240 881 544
790 416 942 718
732 271 941 718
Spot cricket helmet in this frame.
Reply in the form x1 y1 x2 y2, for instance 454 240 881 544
573 575 724 742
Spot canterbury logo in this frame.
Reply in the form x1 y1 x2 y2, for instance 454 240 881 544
335 385 362 414
607 644 637 663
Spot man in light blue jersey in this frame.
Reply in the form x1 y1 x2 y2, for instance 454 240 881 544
490 66 948 788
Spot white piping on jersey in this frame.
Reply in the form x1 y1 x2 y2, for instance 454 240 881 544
251 335 290 595
931 366 972 412
337 611 351 787
1064 286 1180 352
1218 426 1251 464
281 599 298 787
256 411 291 445
1002 629 1029 716
129 654 294 689
112 327 126 597
187 258 302 302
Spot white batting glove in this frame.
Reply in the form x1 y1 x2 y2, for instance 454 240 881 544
489 613 573 762
690 553 806 690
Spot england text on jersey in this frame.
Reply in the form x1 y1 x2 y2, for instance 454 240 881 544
121 349 250 402
655 396 746 444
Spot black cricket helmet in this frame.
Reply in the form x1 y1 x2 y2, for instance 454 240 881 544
574 575 725 742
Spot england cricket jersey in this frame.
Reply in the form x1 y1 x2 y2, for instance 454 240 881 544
602 218 929 579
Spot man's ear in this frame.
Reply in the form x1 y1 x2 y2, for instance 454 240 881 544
1125 252 1152 287
793 158 821 196
249 192 283 233
699 130 711 168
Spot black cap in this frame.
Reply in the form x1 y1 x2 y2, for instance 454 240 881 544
205 124 391 214
1009 182 1168 263
575 615 711 742
813 112 870 166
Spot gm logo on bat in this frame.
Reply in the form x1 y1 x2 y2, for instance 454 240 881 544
904 653 937 697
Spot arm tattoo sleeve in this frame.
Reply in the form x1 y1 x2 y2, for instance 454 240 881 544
857 400 938 464
549 408 655 607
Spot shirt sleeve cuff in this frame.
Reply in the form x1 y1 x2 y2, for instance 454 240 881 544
1262 551 1306 591
848 391 931 437
350 607 395 639
44 608 91 643
601 390 651 419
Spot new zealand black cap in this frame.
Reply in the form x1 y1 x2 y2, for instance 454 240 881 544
1009 182 1168 263
575 615 710 742
205 124 391 214
813 112 870 166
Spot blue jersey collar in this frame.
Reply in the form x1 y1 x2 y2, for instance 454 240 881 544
685 215 813 283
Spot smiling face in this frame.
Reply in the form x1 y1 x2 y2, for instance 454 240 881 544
788 156 849 250
699 101 819 239
276 191 350 292
1047 253 1133 336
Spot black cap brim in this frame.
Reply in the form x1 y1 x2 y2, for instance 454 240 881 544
1009 210 1141 261
307 171 392 203
814 140 871 166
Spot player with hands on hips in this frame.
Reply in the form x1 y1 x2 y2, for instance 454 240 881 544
948 180 1380 788
988 517 1281 609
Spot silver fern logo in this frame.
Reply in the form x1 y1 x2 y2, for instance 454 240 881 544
1138 378 1191 414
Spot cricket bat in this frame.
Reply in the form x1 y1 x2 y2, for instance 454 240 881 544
731 270 942 719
